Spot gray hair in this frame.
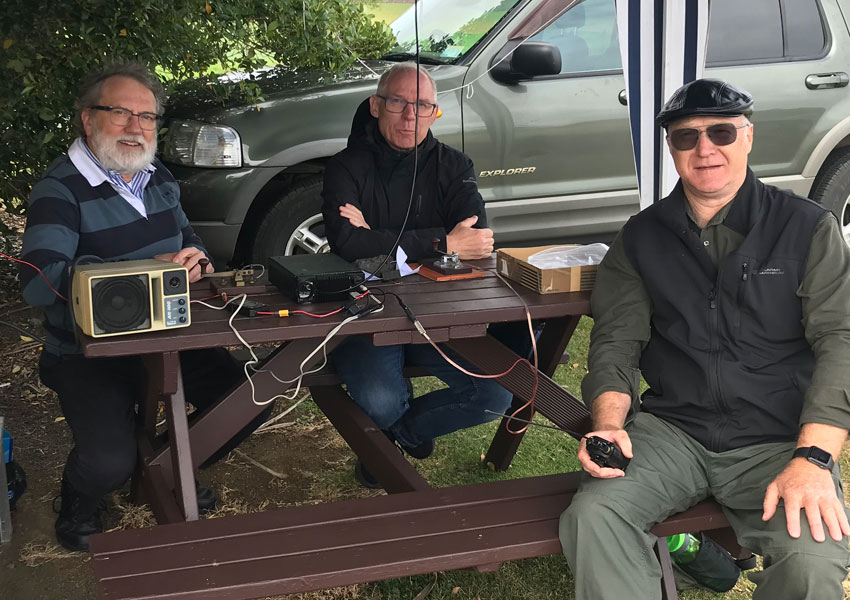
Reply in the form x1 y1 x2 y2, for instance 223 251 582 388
376 62 437 98
72 62 167 136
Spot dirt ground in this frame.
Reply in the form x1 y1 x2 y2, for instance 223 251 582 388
0 216 376 600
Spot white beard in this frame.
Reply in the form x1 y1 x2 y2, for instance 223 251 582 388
88 127 156 175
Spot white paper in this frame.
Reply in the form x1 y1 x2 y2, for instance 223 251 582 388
360 246 420 280
396 246 420 276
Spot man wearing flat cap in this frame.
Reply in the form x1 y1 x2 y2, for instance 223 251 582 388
559 78 850 598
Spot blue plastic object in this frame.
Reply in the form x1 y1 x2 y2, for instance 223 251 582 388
1 428 10 464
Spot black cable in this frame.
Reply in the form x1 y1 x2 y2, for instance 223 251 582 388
483 409 586 439
0 320 46 344
338 0 424 294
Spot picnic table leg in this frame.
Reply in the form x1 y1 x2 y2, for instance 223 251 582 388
148 338 346 491
136 436 185 524
446 315 588 471
163 368 199 521
135 352 197 523
655 538 680 600
131 352 187 523
310 383 431 494
130 355 169 505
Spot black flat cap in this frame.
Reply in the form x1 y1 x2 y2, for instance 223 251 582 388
656 78 753 128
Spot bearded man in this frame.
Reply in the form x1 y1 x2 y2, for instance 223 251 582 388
19 63 269 552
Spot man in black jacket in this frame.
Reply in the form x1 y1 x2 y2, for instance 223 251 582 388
559 79 850 598
322 62 512 488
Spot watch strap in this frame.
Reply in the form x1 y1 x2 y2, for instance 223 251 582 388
792 446 835 470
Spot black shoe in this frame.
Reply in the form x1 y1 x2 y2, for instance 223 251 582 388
382 428 434 460
54 478 103 553
402 438 435 460
196 481 217 513
353 460 382 489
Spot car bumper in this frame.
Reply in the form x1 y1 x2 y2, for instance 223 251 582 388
165 163 277 265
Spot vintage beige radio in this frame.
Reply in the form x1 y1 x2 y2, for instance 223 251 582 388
71 259 191 337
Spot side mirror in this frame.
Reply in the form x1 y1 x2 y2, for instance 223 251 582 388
490 41 562 84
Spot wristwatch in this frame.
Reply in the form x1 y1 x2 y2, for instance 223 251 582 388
792 446 835 470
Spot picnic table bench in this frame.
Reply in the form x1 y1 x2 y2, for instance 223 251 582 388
86 258 748 600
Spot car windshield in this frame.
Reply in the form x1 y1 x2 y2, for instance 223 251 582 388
386 0 523 64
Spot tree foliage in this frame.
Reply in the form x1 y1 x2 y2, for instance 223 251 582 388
0 0 395 215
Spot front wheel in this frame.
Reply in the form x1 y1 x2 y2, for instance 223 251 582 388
251 177 330 264
811 148 850 245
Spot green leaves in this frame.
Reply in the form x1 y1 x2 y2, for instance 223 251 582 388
0 0 395 215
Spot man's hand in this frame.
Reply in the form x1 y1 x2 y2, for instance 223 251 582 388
446 215 494 259
577 427 633 479
762 458 850 542
339 203 370 229
154 247 211 283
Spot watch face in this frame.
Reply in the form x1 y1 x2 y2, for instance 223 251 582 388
810 447 832 465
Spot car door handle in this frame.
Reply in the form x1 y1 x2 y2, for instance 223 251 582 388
618 89 628 106
805 72 849 90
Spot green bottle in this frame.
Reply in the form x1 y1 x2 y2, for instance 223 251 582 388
667 533 701 565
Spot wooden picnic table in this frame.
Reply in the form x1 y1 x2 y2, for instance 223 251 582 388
82 256 745 600
79 255 592 524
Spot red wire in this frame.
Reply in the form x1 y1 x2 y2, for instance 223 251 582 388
423 337 539 435
292 307 343 318
259 290 372 319
0 251 68 302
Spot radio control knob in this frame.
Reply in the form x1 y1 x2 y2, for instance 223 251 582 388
179 316 187 323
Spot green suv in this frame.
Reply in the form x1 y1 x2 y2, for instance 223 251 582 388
161 0 850 267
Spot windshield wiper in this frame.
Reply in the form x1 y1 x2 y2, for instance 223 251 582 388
380 52 447 65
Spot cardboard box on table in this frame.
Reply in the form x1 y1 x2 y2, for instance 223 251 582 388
496 245 598 294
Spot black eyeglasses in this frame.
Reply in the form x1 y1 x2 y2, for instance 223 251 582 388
90 105 162 131
376 95 437 117
667 123 750 151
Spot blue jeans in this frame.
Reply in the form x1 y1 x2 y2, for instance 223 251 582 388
332 335 516 449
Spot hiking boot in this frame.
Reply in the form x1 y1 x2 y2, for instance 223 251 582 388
54 478 103 553
195 480 218 514
353 460 382 489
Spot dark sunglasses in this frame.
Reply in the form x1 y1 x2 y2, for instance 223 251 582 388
667 123 750 151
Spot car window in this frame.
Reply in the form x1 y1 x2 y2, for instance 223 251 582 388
707 0 826 65
706 0 783 63
784 0 827 58
529 0 621 75
388 0 522 64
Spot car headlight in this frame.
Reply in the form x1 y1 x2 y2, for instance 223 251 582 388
161 120 241 167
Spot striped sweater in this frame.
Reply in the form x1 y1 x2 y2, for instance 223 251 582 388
20 154 206 356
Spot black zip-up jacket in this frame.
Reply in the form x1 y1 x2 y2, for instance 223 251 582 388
322 99 486 262
618 171 826 451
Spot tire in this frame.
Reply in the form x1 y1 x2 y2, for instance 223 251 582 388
810 148 850 245
250 176 330 265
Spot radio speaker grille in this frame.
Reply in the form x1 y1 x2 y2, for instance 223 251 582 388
91 275 150 334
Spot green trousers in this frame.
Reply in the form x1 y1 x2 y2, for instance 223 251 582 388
559 412 850 599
